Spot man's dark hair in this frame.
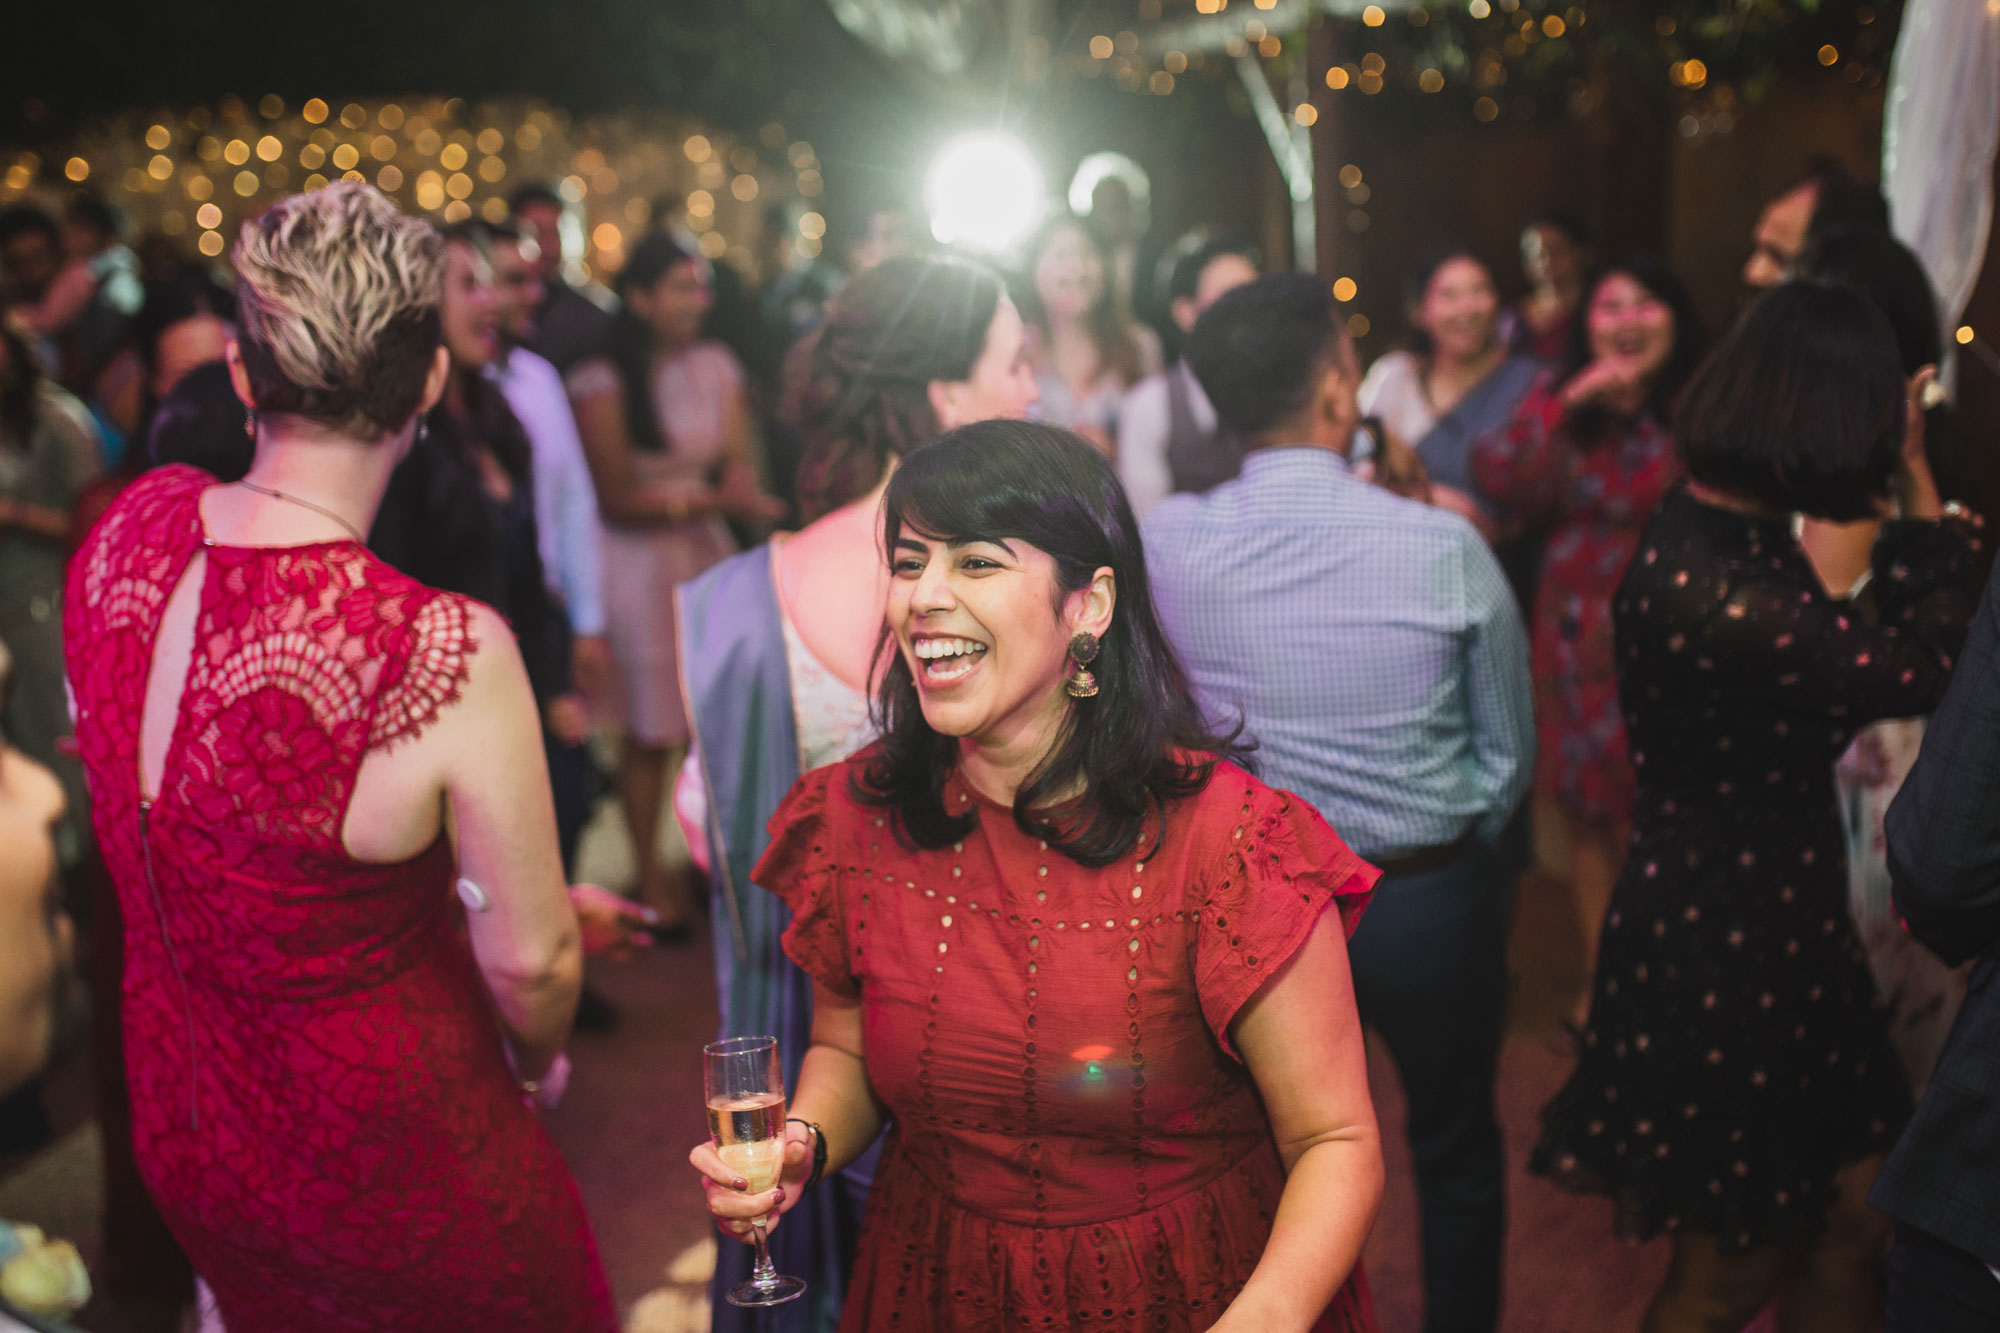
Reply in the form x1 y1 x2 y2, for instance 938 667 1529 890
64 192 119 241
860 420 1249 866
507 182 564 214
1159 231 1259 310
0 205 59 249
1676 279 1905 522
1184 271 1345 438
1797 160 1890 242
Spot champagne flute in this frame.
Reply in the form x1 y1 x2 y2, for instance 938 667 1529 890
704 1035 807 1307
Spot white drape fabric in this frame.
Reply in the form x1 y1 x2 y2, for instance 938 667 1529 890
1882 0 2000 327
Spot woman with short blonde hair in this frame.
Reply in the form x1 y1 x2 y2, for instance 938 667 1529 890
65 182 615 1331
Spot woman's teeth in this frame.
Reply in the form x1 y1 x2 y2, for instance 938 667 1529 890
914 638 987 681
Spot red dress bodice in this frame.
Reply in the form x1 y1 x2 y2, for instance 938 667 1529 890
64 466 613 1331
758 754 1380 1331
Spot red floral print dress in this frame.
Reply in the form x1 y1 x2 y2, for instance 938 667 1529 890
63 466 614 1332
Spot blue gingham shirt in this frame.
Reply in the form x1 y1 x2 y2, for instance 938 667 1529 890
1143 446 1534 861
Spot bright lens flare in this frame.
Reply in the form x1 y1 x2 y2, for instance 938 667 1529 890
925 132 1044 254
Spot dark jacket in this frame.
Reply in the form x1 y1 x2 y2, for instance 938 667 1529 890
1873 556 2000 1267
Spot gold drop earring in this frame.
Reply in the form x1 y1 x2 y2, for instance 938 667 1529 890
1064 632 1101 699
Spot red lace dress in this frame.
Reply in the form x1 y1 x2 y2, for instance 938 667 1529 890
63 466 615 1332
757 754 1381 1332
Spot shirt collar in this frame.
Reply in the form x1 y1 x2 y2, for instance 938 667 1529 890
1238 445 1354 484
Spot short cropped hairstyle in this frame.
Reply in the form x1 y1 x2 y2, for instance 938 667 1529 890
1676 280 1905 522
1184 271 1344 437
231 182 444 436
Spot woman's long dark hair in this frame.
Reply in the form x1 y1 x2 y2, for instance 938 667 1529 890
608 231 699 453
1560 255 1704 446
792 254 1004 521
857 420 1249 866
1016 214 1143 388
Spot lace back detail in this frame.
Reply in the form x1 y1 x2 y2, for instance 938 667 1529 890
370 592 477 749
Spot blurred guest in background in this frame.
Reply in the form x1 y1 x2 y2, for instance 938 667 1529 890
1475 257 1701 1029
1535 280 1975 1333
1743 163 1891 291
1153 272 1532 1333
1512 213 1590 362
677 251 1036 1331
0 642 79 1103
1020 213 1159 457
144 360 250 480
0 207 64 370
0 313 100 859
1115 231 1257 518
472 217 609 875
19 195 145 408
96 269 234 443
1361 247 1543 546
569 231 780 934
510 182 616 374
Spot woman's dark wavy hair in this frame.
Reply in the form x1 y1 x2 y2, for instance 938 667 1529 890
856 420 1249 867
1401 245 1497 360
792 254 1004 521
1675 279 1905 522
1560 254 1704 446
608 231 700 453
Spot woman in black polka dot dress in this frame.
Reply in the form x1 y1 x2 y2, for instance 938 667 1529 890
1532 282 1984 1329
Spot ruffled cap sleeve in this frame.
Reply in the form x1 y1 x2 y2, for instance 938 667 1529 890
754 765 858 999
1193 778 1378 1060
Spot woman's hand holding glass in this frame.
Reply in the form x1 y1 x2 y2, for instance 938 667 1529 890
690 1117 815 1240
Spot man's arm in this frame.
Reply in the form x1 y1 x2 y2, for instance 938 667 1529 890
1885 565 2000 966
1116 378 1173 521
1460 536 1535 844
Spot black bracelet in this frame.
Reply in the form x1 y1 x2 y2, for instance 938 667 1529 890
787 1117 828 1191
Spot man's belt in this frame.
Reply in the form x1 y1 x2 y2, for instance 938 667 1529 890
1371 830 1478 878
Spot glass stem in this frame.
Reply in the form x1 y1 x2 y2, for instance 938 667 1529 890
749 1214 777 1283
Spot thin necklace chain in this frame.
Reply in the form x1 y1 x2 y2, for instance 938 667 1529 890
233 479 366 544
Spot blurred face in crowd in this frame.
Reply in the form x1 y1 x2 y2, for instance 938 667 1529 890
888 526 1113 752
929 295 1039 430
514 199 565 284
628 257 713 347
151 314 229 400
1091 178 1140 246
441 241 502 371
1032 221 1106 324
488 237 546 343
1521 223 1584 293
1586 270 1677 382
1744 182 1817 289
1169 252 1258 335
1417 256 1501 364
848 209 913 275
2 229 60 303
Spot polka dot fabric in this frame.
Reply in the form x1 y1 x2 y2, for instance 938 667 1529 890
63 466 615 1331
1532 487 1981 1252
758 755 1379 1331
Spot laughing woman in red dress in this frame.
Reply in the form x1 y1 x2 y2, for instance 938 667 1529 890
63 183 614 1331
691 421 1383 1331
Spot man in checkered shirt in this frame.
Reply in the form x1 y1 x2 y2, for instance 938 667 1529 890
1144 272 1533 1333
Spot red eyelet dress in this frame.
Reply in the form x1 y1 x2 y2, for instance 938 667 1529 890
63 466 615 1332
756 752 1382 1331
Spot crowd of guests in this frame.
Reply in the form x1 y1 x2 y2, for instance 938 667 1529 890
0 150 1993 1333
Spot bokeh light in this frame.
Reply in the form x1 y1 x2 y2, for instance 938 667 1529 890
925 131 1043 253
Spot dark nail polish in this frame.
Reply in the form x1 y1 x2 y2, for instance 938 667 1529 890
734 1177 748 1191
773 1188 786 1204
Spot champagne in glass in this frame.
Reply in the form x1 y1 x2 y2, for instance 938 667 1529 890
703 1036 806 1307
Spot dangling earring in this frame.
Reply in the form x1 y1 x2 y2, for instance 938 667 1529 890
243 410 256 440
416 418 429 443
1064 632 1101 699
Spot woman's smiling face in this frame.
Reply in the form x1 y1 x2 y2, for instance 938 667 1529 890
888 527 1109 747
